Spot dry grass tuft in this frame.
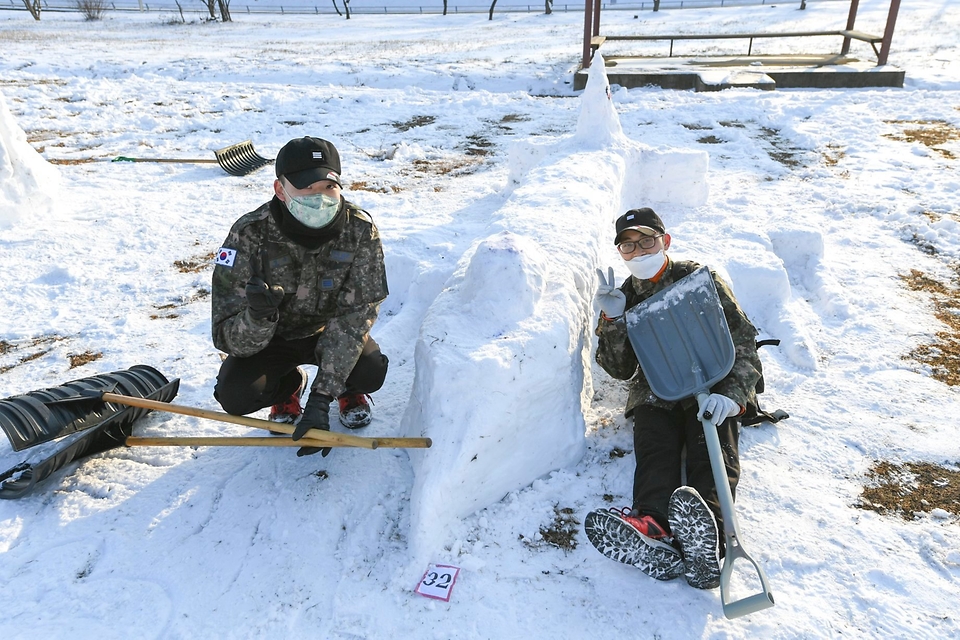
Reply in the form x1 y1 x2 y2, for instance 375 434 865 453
884 119 960 159
901 269 960 386
0 335 67 374
859 460 960 519
393 115 436 132
823 143 846 166
68 351 102 368
175 252 216 273
521 505 580 552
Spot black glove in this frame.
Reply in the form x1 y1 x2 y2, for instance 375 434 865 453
245 277 285 321
293 393 333 457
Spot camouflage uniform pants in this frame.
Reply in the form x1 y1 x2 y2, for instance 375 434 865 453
632 403 740 549
214 335 388 416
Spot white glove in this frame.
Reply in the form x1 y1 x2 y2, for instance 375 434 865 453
595 267 626 319
698 393 741 425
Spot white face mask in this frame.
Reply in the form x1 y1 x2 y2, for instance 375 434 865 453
625 250 666 280
282 186 340 229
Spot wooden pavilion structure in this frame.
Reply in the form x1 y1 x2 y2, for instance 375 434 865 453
576 0 905 91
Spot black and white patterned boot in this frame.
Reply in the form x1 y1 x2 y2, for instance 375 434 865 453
584 508 684 581
667 486 722 590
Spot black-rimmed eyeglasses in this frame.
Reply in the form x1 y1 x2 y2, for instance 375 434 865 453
617 235 662 255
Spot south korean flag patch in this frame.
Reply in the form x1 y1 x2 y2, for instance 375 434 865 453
214 247 237 268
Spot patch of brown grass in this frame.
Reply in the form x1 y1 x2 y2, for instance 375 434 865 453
823 143 846 166
465 134 494 157
153 288 210 314
901 269 960 386
68 351 102 368
0 335 67 374
858 460 960 519
760 127 801 168
393 115 436 132
521 505 580 552
175 252 216 273
409 157 483 177
348 181 402 193
884 119 960 159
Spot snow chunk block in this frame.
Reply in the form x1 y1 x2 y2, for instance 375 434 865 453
0 90 60 229
459 233 545 325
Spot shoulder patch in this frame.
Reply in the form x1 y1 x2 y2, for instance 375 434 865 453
214 247 237 267
350 206 374 225
231 203 273 233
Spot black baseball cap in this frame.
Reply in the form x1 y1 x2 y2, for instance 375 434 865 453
275 136 342 188
614 208 666 244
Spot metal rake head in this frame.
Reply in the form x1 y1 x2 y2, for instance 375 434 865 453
214 140 274 177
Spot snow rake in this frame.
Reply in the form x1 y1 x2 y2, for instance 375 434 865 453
111 140 273 176
625 267 775 620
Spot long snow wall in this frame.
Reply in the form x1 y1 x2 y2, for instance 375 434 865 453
0 90 59 229
401 60 709 564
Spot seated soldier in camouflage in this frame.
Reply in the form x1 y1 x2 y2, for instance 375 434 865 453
211 136 389 456
584 208 762 590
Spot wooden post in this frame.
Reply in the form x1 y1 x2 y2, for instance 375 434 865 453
582 0 593 68
593 0 602 41
877 0 901 66
840 0 861 55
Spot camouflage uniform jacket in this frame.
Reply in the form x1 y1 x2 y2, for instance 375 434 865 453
595 258 762 417
212 200 388 398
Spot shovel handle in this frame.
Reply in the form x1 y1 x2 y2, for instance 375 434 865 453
112 156 219 164
100 392 377 449
696 391 775 619
720 544 776 618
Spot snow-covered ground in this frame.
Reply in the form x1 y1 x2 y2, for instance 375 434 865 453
2 1 960 637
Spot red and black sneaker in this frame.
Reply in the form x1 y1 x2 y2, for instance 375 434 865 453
584 507 683 581
268 367 308 424
610 508 672 539
337 393 372 429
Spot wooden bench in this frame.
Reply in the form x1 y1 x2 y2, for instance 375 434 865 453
591 29 884 61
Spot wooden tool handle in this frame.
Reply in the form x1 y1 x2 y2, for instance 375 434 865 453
125 436 432 449
101 392 376 449
127 436 335 448
112 156 219 163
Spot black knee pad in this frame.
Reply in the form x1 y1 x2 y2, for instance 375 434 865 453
345 351 389 395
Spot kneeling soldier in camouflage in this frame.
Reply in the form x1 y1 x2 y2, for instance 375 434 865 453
211 136 389 456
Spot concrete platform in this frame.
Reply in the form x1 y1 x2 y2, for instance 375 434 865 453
573 54 905 91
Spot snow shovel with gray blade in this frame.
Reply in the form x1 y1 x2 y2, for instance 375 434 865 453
624 266 775 619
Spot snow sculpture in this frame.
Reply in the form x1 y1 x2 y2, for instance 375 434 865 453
402 56 710 567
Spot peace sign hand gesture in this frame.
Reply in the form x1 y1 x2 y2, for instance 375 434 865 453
595 267 626 319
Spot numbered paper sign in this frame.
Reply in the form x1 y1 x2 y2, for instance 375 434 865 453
415 563 461 602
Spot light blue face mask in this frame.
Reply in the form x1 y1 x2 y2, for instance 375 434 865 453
283 187 340 229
